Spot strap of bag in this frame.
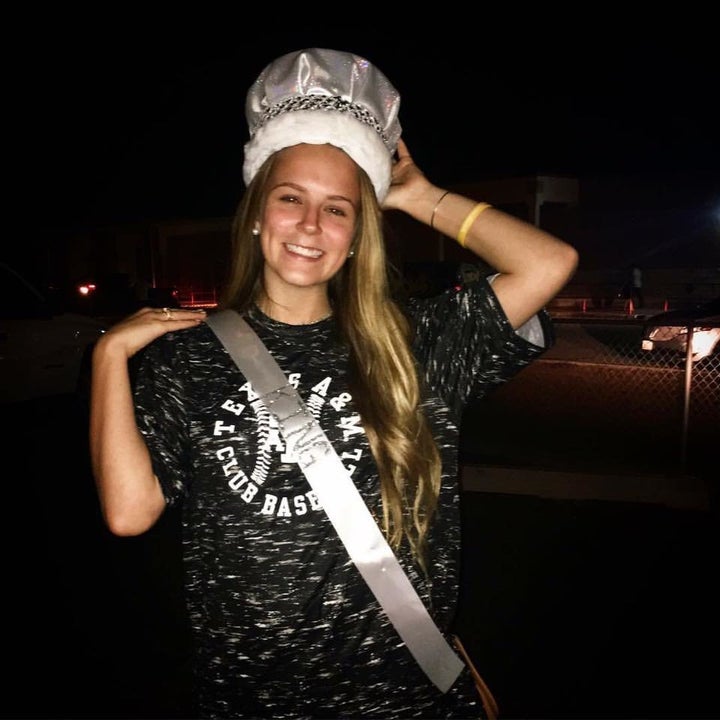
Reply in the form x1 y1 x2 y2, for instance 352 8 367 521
206 309 464 693
453 635 500 720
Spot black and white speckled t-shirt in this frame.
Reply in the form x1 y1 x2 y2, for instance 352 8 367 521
133 281 550 718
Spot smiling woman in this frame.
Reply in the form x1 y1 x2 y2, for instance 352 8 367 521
88 46 578 719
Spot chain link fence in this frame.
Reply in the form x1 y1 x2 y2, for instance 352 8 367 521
461 317 719 484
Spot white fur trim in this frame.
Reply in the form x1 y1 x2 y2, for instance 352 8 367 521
243 110 392 201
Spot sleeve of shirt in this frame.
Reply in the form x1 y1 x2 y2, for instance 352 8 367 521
408 279 554 422
132 333 191 506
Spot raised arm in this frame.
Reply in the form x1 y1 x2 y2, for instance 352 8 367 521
89 306 206 536
384 139 578 329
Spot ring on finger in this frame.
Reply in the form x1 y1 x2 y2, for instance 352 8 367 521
161 307 172 320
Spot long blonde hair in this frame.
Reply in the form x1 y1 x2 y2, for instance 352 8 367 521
220 153 441 572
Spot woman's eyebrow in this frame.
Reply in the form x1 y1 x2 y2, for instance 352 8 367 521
270 182 355 205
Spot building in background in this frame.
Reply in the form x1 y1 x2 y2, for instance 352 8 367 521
27 174 719 314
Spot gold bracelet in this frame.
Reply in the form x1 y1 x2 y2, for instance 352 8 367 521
457 203 492 248
430 190 450 230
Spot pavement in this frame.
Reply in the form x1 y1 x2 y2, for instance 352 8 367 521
461 463 711 511
454 488 718 720
7 464 715 720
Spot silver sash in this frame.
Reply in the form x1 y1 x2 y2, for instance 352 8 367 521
206 310 464 693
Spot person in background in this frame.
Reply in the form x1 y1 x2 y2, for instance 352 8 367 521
630 263 644 309
89 48 578 718
457 261 482 287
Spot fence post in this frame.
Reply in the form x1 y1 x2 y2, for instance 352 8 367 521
680 323 694 474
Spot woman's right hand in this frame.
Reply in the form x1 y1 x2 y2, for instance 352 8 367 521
90 306 206 536
95 306 207 359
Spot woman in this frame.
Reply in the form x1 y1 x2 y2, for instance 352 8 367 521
90 48 578 718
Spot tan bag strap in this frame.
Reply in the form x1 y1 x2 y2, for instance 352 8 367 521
453 635 500 719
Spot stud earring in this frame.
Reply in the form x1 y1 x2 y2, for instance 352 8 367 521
252 225 261 237
347 249 355 258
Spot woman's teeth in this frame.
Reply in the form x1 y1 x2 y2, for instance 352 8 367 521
287 243 323 258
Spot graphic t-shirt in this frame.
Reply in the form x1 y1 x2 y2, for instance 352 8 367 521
133 281 550 718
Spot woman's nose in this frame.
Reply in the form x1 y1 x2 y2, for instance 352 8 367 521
298 206 321 233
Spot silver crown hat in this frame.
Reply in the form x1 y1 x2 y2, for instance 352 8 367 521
243 48 402 201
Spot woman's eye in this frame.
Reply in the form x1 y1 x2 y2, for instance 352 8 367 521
327 206 347 217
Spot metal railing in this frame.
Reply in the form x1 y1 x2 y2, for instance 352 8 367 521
176 287 219 308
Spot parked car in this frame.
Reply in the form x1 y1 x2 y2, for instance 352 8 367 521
641 296 720 361
0 262 107 403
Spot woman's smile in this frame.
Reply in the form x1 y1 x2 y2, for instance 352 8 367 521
284 242 324 259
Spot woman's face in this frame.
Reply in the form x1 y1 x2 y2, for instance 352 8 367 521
259 143 360 296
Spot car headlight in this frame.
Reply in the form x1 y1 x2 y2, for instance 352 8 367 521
648 326 685 342
691 328 720 359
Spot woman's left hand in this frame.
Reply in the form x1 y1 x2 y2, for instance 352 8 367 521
383 138 435 212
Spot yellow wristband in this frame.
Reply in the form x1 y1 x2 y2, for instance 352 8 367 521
457 203 492 248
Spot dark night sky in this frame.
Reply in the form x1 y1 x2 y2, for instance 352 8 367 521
12 19 720 270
